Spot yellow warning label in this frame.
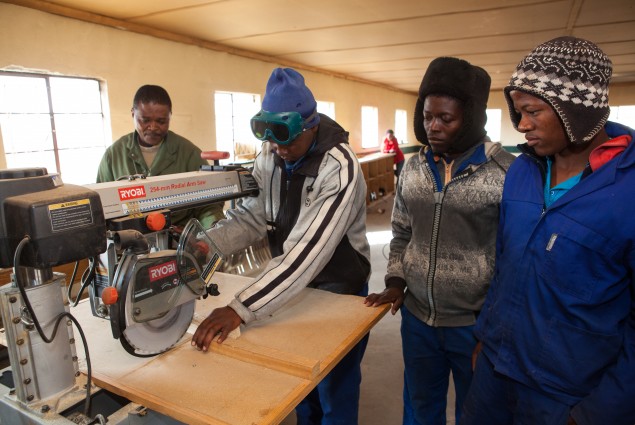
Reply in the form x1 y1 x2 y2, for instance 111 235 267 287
48 199 94 232
49 199 90 210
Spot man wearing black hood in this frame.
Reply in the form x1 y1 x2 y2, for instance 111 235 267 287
365 57 515 425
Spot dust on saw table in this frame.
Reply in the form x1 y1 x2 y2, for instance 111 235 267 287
73 272 389 425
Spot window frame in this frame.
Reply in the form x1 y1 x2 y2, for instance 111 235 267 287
361 105 379 149
485 108 502 142
394 109 408 144
0 71 110 184
214 90 261 164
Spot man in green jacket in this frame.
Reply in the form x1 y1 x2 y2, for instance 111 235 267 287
96 85 224 228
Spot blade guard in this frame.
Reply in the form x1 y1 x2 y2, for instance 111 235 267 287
108 219 223 357
177 219 224 290
110 248 204 357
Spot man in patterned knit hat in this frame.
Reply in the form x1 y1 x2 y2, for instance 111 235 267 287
462 37 635 425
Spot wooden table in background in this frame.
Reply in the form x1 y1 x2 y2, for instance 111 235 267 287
74 273 389 425
358 152 395 205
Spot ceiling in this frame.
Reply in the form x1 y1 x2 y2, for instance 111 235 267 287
9 0 635 94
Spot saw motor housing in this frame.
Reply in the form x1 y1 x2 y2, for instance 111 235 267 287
91 217 207 357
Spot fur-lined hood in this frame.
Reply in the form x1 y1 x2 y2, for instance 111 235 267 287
413 57 491 154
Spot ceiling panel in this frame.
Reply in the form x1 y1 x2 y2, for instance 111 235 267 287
128 0 544 40
575 0 635 25
285 33 564 68
9 0 635 93
42 0 219 19
143 2 571 55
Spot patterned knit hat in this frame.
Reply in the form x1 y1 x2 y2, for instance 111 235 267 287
504 36 612 144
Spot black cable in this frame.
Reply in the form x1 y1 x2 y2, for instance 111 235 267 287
66 260 80 306
13 236 93 418
71 257 96 308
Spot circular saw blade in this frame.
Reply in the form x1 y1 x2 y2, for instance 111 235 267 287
121 298 195 356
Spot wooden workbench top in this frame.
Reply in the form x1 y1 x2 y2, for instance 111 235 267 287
73 273 388 425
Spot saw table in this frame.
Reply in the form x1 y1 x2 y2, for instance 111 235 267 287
73 272 389 425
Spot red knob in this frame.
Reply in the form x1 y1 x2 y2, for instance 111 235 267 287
146 212 166 231
101 286 119 305
201 151 230 160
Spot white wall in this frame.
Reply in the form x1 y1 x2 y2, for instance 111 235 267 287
0 3 419 170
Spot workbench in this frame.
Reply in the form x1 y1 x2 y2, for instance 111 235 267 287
358 152 395 205
73 272 389 425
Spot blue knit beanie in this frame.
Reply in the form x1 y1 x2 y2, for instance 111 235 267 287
262 68 320 129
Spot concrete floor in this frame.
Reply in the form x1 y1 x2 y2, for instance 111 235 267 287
280 192 456 425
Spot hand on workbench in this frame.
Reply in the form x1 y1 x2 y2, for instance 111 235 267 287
191 306 242 351
363 287 405 315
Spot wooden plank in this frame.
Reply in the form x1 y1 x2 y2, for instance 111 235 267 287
207 337 320 380
91 341 309 425
192 274 319 379
357 152 395 163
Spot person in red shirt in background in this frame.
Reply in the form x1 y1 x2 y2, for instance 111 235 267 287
382 129 405 180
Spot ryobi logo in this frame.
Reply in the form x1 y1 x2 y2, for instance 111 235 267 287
149 260 177 282
118 185 146 200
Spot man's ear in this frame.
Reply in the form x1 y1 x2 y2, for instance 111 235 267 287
131 108 135 119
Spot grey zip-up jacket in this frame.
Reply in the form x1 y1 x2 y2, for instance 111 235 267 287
208 114 370 324
385 141 514 327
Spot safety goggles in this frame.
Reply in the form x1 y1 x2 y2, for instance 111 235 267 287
250 110 316 145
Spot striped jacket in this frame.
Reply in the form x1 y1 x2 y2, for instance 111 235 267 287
208 114 370 324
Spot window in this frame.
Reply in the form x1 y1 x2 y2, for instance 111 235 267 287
317 101 335 119
214 91 261 164
361 106 379 149
394 109 407 144
0 72 110 184
485 109 502 142
609 105 635 126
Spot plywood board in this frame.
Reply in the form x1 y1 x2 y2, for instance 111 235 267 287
89 342 309 425
73 272 389 425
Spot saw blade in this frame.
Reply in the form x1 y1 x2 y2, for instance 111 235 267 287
122 298 195 356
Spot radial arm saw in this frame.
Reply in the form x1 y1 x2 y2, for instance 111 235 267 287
0 164 258 424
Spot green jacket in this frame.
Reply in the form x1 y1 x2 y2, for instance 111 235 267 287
96 130 224 228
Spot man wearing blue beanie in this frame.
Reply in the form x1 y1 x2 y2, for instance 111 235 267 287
193 68 371 425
